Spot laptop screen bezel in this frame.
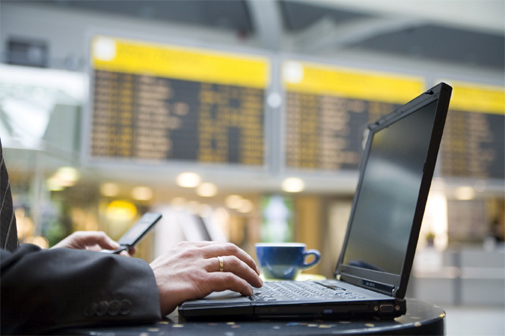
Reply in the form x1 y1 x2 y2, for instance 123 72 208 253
334 83 452 299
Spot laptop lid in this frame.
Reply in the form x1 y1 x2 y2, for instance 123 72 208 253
335 82 452 299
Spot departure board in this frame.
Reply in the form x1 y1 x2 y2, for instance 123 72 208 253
282 61 425 170
440 81 504 179
89 36 269 166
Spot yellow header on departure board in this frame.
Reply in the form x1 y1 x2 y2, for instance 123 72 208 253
91 36 269 89
282 60 424 104
444 80 505 115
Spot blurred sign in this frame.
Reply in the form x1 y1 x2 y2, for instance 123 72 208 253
440 81 504 179
89 36 269 166
282 60 425 171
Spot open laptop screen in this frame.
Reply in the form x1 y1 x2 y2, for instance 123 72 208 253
341 100 437 275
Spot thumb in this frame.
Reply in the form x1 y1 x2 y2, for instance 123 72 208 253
92 232 120 250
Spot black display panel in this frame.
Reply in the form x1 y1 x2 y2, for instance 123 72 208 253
342 101 437 275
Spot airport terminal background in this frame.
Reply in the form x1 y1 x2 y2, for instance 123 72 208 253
0 1 503 335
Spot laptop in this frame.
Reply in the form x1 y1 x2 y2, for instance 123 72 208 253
178 82 452 320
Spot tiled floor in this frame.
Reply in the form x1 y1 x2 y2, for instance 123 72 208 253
444 305 505 336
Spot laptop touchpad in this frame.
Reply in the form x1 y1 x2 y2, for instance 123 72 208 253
205 290 244 300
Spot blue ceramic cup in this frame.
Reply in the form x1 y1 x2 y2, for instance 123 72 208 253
255 243 321 280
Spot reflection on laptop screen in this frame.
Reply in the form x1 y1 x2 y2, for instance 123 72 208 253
342 101 437 275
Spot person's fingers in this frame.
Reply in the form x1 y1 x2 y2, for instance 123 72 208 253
184 241 222 248
201 243 260 275
205 272 254 296
51 231 121 251
205 255 262 288
86 244 103 252
128 246 137 256
81 231 120 250
150 241 266 316
119 250 131 257
117 246 136 257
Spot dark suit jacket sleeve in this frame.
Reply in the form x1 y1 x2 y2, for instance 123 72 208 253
1 244 162 335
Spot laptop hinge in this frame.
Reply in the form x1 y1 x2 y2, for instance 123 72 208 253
337 273 397 297
360 279 396 296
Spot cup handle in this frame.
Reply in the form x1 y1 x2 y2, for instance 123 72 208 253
300 249 321 269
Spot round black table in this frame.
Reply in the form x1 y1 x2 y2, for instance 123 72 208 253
61 298 446 335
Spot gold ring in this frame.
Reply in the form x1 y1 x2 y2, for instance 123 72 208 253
217 256 224 272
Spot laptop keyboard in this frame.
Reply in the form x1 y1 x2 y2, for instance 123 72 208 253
251 281 367 302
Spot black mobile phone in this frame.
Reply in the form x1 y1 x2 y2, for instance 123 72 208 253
101 212 162 254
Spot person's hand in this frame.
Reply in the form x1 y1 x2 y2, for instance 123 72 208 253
150 241 263 316
51 231 136 256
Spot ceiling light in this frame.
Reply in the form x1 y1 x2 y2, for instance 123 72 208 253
282 177 305 193
283 61 304 84
238 199 254 213
93 36 116 61
176 172 201 188
225 194 243 209
54 166 80 187
46 177 64 191
105 200 137 221
455 186 476 201
267 92 282 109
196 182 218 197
56 166 80 181
101 183 119 197
131 186 153 201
